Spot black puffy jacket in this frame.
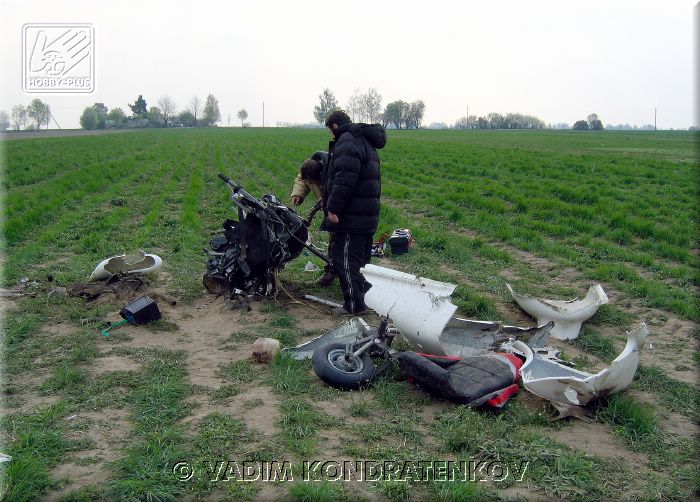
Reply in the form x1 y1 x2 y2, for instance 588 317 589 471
321 123 386 234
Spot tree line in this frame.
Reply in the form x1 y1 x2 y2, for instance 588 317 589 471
80 94 224 130
0 99 53 131
313 88 426 129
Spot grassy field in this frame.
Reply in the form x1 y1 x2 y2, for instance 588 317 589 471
1 128 698 501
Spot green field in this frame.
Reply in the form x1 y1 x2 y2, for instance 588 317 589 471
1 128 698 501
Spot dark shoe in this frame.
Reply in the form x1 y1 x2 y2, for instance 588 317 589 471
317 272 337 287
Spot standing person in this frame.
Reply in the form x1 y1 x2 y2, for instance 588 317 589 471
290 151 337 286
321 110 386 315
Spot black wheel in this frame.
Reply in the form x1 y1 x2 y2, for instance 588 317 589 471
312 342 376 390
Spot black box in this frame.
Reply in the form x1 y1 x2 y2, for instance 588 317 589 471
120 296 161 324
389 229 412 255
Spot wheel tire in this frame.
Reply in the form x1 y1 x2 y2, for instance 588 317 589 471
312 342 376 390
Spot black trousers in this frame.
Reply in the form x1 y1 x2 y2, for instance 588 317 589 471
331 232 373 313
323 232 337 275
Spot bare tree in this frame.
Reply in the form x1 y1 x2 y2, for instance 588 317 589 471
362 88 382 123
346 88 362 122
158 96 176 128
11 105 27 131
189 96 202 127
0 111 9 131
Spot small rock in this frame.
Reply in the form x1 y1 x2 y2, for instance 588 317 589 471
251 338 280 364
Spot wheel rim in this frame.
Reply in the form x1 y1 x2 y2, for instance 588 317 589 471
327 348 364 374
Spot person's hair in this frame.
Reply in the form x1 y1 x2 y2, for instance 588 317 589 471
300 159 323 183
325 110 352 129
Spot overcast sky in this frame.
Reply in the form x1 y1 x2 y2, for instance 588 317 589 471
1 0 696 129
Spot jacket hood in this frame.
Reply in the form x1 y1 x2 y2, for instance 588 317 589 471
335 123 386 149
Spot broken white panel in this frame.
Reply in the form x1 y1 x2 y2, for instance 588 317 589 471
361 264 457 354
506 283 609 340
89 250 163 282
512 323 648 413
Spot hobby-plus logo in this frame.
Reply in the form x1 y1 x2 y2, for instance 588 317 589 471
23 24 94 93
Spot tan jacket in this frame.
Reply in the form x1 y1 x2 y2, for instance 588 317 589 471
291 174 322 202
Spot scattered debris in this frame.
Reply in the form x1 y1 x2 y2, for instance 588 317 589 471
0 453 12 463
506 283 609 340
304 261 320 272
362 265 543 356
398 351 523 408
89 250 162 282
506 323 649 420
303 295 343 309
65 414 77 421
251 338 281 363
67 276 145 302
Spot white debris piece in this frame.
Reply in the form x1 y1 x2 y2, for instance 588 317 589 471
510 323 648 418
506 283 609 340
361 264 458 354
89 250 162 282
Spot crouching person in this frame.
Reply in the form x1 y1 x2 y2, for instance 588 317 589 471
321 111 386 315
290 151 337 287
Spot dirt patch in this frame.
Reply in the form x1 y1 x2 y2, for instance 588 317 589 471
545 421 647 464
92 355 142 374
233 386 281 436
50 408 132 499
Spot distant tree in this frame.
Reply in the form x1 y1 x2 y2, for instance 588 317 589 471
178 110 195 127
11 105 27 131
313 88 339 125
202 94 221 126
404 100 425 129
237 108 248 127
157 96 176 128
383 100 409 129
27 99 49 130
129 95 148 117
189 96 202 127
454 117 469 130
80 106 99 130
0 111 9 131
105 108 126 128
361 88 383 123
147 106 163 127
572 120 589 130
428 122 448 130
587 113 603 130
346 88 362 122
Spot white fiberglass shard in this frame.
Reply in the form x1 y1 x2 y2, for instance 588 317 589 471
511 323 648 417
506 283 609 340
89 250 163 282
361 264 457 354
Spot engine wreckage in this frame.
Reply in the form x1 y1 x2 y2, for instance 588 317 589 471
203 174 327 297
